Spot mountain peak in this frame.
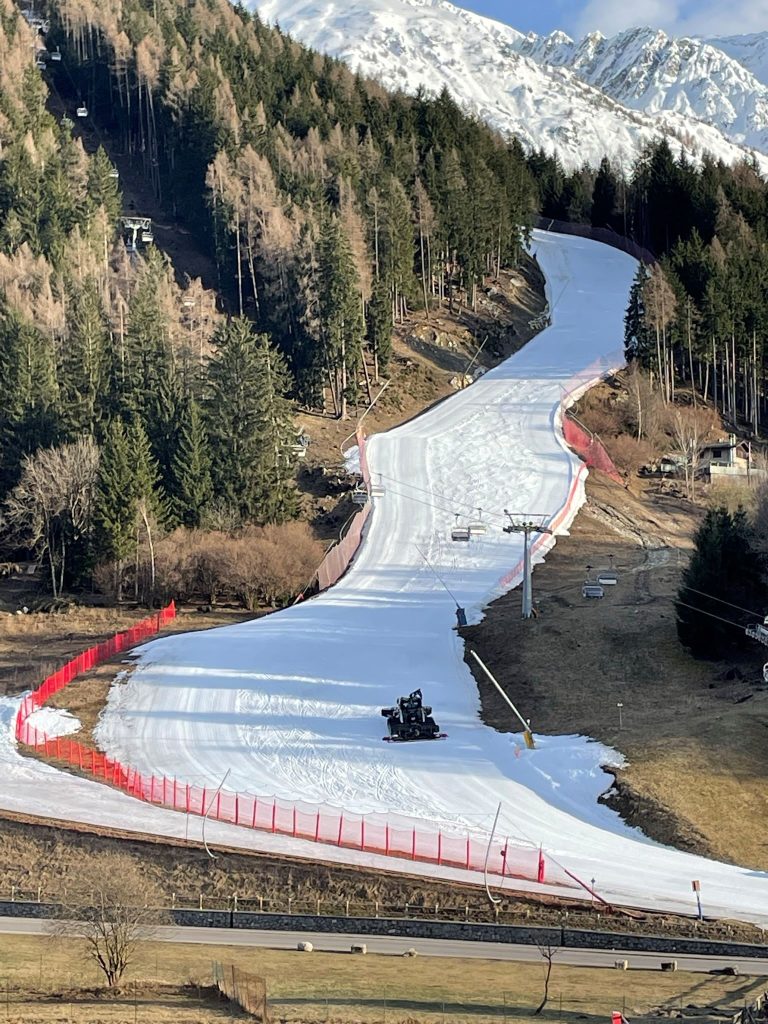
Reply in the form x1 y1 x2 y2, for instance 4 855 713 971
251 0 768 174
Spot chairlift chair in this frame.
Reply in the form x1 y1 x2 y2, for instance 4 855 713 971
596 570 618 586
370 474 385 498
76 104 88 118
451 514 470 543
582 582 605 599
50 48 62 61
35 58 46 69
468 508 487 537
108 168 119 179
141 230 154 244
351 485 368 506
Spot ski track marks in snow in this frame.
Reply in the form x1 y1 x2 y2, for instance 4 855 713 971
4 231 768 925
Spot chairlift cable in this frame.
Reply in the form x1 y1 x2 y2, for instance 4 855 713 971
678 584 763 620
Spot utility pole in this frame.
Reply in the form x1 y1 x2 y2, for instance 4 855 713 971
503 513 553 618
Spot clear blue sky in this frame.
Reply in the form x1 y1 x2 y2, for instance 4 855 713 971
454 0 767 38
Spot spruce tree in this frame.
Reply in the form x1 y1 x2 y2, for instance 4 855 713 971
205 317 297 523
591 157 618 229
676 507 765 659
61 280 109 436
366 278 393 374
170 396 213 528
92 419 136 598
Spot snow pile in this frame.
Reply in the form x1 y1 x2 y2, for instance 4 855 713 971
251 0 768 172
24 706 81 738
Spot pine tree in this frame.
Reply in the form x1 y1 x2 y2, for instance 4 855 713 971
366 278 393 375
170 396 213 528
317 214 365 419
591 157 618 229
624 265 653 365
676 507 764 659
92 419 136 599
205 317 297 523
61 280 109 436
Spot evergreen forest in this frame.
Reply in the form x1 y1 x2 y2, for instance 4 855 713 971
3 0 768 606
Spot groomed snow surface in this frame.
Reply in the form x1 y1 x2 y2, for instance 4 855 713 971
3 231 768 926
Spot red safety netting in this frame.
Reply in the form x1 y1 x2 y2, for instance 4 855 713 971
13 596 558 885
563 417 623 484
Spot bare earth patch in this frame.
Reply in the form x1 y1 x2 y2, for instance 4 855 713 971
462 471 768 870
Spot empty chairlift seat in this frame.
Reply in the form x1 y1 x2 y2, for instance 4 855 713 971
370 475 385 498
351 485 368 506
451 515 470 542
596 570 618 585
76 105 88 118
468 509 487 537
582 582 604 599
50 49 62 61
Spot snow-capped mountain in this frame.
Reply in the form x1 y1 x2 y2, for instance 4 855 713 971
514 27 768 155
252 0 768 173
708 33 768 88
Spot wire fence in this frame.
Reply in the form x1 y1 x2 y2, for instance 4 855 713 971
214 962 269 1021
317 425 372 591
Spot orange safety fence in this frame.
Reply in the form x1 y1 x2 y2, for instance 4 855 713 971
14 598 563 887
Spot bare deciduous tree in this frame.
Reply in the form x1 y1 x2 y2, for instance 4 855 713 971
2 438 99 595
667 405 718 500
534 942 558 1015
55 854 168 988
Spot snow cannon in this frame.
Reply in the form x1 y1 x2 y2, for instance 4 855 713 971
381 689 445 742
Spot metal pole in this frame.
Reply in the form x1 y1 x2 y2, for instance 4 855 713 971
522 526 532 618
470 651 533 738
202 768 231 860
483 802 503 905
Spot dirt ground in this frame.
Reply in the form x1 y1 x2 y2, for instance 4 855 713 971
462 467 768 870
0 932 763 1024
0 571 254 700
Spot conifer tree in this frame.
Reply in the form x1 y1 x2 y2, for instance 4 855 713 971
317 214 365 419
205 317 297 522
92 419 136 599
366 278 393 376
61 280 109 436
676 507 764 659
170 396 213 528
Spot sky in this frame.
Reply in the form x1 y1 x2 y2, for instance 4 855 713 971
456 0 768 38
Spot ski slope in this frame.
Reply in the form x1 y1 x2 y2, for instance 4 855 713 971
87 230 768 924
2 230 765 923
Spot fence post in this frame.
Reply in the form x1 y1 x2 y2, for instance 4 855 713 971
235 795 239 825
314 810 320 842
360 816 365 851
537 847 546 884
385 824 390 855
292 806 297 837
251 798 258 829
412 828 416 860
271 801 277 833
437 831 442 865
465 837 471 870
337 813 344 846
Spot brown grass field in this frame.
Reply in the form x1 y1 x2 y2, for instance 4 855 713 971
0 931 764 1023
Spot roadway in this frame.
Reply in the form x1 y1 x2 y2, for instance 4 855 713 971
1 917 766 974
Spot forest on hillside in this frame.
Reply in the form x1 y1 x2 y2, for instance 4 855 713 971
530 144 768 437
3 0 768 607
0 0 536 601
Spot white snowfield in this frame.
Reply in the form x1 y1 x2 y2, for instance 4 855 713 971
2 231 767 925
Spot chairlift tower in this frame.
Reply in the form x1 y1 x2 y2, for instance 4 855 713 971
503 512 552 619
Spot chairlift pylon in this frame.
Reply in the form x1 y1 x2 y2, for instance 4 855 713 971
468 508 487 537
451 513 470 543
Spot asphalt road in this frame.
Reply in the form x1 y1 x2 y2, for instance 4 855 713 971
1 917 766 975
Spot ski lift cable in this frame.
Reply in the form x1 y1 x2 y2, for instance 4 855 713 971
675 600 746 632
678 584 763 621
374 471 511 524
